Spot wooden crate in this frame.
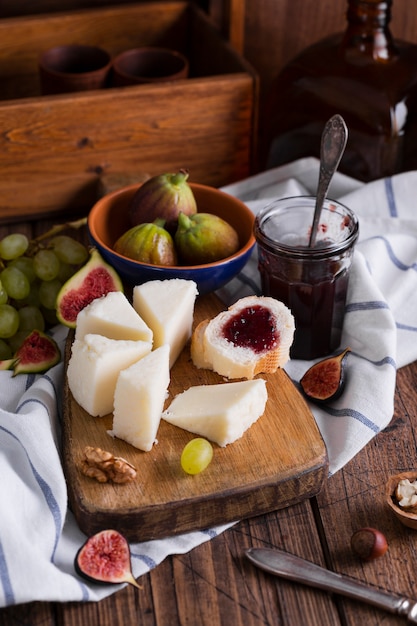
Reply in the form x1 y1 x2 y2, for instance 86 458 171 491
0 1 258 223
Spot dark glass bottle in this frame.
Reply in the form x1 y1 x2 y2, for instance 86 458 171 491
262 0 417 182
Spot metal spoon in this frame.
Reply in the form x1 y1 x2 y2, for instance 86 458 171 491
309 114 348 247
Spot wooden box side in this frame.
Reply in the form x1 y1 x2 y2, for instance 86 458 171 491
0 2 258 222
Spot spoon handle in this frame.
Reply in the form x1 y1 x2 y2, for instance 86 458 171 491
309 114 348 247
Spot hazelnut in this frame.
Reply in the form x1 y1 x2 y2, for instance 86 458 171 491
350 527 388 561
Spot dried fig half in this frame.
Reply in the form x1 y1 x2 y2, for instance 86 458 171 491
300 347 351 404
75 529 140 588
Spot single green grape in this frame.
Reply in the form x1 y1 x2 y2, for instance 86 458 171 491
16 282 42 308
1 266 31 300
50 235 88 265
18 305 45 332
8 256 37 283
0 280 8 305
180 438 213 475
33 249 61 281
0 304 19 338
0 233 29 260
57 261 76 283
39 278 62 310
7 329 30 353
0 338 12 360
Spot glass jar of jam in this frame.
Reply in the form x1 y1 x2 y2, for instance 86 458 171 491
254 196 359 360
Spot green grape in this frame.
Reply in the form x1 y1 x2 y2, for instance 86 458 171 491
8 256 37 283
0 233 29 260
16 281 41 308
18 305 45 332
39 278 62 310
1 266 30 300
7 329 30 353
41 306 59 326
33 249 60 281
57 261 76 283
0 304 19 338
50 235 88 265
0 280 8 305
0 338 12 360
180 438 213 475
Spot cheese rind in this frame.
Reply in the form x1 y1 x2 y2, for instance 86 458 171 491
133 279 198 368
75 290 153 344
162 378 268 446
111 344 170 452
67 333 152 417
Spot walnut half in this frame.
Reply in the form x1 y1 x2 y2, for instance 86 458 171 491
81 446 137 484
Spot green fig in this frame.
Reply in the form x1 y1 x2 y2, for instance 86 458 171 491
175 212 240 265
114 219 177 266
128 169 197 233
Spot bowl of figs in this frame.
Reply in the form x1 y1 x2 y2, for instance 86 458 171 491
87 170 256 294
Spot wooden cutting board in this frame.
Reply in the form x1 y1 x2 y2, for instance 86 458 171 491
62 293 328 542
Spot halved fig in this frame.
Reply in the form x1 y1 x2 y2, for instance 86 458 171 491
75 529 140 588
56 248 123 328
13 329 61 375
300 347 351 404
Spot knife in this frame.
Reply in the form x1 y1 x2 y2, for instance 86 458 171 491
246 547 417 622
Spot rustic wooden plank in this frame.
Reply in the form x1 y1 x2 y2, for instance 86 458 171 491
315 362 417 624
62 291 328 542
0 602 57 626
0 2 257 222
52 505 342 626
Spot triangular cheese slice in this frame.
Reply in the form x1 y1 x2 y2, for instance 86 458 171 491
67 333 152 417
75 290 153 344
111 344 170 451
162 378 267 446
132 279 198 368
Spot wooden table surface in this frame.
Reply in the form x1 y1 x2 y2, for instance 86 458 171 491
0 217 416 626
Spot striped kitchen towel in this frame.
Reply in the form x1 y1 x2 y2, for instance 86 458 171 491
0 159 416 605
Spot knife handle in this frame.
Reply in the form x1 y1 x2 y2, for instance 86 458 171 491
246 547 417 622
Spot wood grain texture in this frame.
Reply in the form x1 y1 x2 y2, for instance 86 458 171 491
0 3 258 222
62 292 328 542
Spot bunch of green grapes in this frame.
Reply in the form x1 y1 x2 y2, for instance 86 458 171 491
0 231 88 360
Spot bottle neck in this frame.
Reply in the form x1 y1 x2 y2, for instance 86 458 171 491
343 0 396 61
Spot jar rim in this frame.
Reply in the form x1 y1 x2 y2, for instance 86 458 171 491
254 195 359 259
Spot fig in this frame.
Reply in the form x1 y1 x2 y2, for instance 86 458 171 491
175 212 240 264
114 219 177 266
75 529 140 588
128 169 197 233
300 347 351 404
12 329 61 375
56 248 123 328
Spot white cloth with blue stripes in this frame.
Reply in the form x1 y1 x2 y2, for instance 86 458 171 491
1 159 416 606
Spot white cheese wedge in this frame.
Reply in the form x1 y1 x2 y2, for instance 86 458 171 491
75 290 153 344
111 344 170 452
162 378 268 446
132 279 198 368
67 333 152 417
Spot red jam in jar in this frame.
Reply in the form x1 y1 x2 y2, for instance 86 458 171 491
254 196 359 360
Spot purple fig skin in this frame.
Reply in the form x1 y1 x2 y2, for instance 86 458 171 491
128 169 197 233
75 529 141 588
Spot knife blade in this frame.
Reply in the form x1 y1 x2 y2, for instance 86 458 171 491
246 547 417 622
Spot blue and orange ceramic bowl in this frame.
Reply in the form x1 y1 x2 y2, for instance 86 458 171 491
87 182 256 295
